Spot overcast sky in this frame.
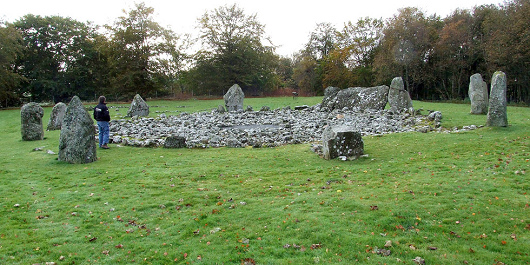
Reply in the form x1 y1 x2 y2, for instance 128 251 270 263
2 0 502 56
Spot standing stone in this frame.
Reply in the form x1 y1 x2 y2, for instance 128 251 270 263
388 77 413 113
21 102 44 141
127 94 150 117
46 102 67 130
487 71 508 127
164 135 186 148
469 73 488 114
58 96 97 164
322 125 364 160
224 84 244 112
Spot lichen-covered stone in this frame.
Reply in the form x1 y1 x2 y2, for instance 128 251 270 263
322 86 389 111
58 96 97 164
469 73 488 114
127 94 149 117
21 102 44 141
487 71 508 127
164 135 186 148
322 125 364 160
388 77 413 113
47 102 67 130
224 84 244 112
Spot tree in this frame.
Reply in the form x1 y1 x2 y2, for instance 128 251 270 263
106 2 185 99
305 22 337 61
374 8 443 99
192 4 277 95
0 21 25 107
13 15 103 102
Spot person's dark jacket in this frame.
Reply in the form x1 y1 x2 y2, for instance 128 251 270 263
94 103 111 121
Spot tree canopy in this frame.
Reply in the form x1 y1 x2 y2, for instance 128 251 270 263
0 0 529 107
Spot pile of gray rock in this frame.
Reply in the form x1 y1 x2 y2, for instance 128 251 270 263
107 105 448 148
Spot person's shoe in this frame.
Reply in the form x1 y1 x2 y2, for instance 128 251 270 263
102 144 109 149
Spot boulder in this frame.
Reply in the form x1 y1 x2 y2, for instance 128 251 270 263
322 86 389 111
58 96 97 164
469 73 488 114
21 102 44 141
164 135 187 148
216 105 226 113
388 77 413 112
322 125 364 160
224 84 244 112
487 71 508 127
127 94 149 117
46 102 67 130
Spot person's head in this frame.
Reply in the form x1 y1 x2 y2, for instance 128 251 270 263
98 96 106 104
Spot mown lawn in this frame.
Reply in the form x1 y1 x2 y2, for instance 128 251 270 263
0 97 528 264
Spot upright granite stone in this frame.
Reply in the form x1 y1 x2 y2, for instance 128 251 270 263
388 77 413 113
164 135 186 148
21 102 44 141
58 96 97 164
324 86 389 111
469 73 488 114
46 102 67 130
487 71 508 127
127 94 149 117
224 84 244 112
322 125 364 160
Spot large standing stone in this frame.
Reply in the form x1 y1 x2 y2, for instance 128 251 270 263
322 125 364 160
46 102 67 130
58 96 97 164
388 77 413 113
469 73 488 114
127 94 150 117
487 71 508 127
21 102 44 141
164 135 186 148
322 86 389 111
224 84 244 112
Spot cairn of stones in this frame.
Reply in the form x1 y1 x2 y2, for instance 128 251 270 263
469 73 488 115
58 96 97 164
388 77 413 113
224 84 244 112
46 102 67 130
21 102 44 141
487 71 508 127
127 94 150 117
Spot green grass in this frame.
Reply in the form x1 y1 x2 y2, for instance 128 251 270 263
0 97 529 264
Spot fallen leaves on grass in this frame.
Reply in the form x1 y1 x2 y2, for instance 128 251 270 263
115 244 124 248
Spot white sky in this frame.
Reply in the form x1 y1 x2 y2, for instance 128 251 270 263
1 0 502 56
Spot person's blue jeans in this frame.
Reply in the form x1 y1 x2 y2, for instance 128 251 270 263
97 121 110 147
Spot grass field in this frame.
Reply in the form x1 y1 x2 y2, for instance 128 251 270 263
0 97 528 264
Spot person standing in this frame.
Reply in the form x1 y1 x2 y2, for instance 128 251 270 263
94 96 111 149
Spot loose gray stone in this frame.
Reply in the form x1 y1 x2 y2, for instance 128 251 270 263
216 105 226 113
388 77 413 113
469 73 488 114
224 84 244 112
322 125 364 160
46 102 67 130
164 135 186 148
127 94 149 117
487 71 508 127
21 102 44 141
260 106 271 112
58 96 97 164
